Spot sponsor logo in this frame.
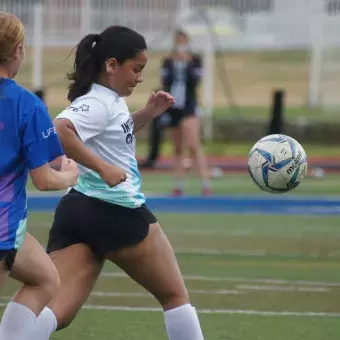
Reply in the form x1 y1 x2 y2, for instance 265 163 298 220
287 151 302 175
42 126 57 139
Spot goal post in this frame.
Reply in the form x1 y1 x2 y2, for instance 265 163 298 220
307 0 325 109
310 0 340 112
32 2 44 100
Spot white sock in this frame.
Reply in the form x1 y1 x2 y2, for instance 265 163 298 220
164 304 204 340
0 301 37 340
30 307 57 340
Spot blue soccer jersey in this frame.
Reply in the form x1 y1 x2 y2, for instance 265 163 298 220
0 78 64 250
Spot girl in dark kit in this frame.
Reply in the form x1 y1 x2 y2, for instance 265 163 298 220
162 29 211 196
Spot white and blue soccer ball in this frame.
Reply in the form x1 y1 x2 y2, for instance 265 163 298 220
248 134 308 194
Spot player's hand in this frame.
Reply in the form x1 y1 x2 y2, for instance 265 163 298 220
60 158 79 186
98 164 127 188
146 91 175 118
49 155 66 170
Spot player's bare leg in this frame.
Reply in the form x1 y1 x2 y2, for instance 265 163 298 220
181 116 210 195
0 233 60 339
106 222 204 339
29 243 104 340
47 244 103 329
172 127 185 196
0 260 9 287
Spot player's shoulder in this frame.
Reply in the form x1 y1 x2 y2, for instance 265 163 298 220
1 79 45 111
89 84 130 117
115 97 130 116
15 82 43 106
67 95 108 114
62 84 125 119
87 84 122 113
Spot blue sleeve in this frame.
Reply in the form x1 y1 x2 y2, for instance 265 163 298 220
22 104 64 170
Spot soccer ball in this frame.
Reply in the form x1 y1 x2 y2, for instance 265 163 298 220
248 134 308 193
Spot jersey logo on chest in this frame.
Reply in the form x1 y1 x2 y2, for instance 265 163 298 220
120 117 135 145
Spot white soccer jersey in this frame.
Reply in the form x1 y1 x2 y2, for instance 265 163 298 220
56 83 145 208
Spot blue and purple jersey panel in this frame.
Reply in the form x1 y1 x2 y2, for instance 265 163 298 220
0 78 64 250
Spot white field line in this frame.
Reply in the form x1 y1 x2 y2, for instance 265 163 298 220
0 283 326 304
91 285 329 297
0 282 327 305
174 248 269 256
236 285 329 292
81 305 340 317
166 230 253 236
91 289 242 298
100 272 340 287
0 301 337 317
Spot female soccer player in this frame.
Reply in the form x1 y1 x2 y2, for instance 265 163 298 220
0 12 79 340
162 30 211 196
31 26 205 340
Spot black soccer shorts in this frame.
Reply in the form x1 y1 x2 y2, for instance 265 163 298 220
47 189 157 258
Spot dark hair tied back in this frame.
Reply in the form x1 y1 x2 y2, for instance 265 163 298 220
93 34 102 44
67 26 147 102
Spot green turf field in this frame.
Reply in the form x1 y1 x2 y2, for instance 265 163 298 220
1 212 340 339
25 172 340 196
138 173 340 196
14 145 340 338
5 45 340 337
2 171 340 339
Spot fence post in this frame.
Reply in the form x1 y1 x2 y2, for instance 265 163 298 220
268 89 285 135
81 0 92 37
32 2 44 102
308 0 325 109
202 17 214 141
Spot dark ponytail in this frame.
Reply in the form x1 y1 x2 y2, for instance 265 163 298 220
67 26 147 102
67 34 100 102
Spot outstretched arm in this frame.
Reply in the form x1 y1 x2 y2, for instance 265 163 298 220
132 91 175 133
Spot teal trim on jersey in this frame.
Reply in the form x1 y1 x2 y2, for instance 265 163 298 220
75 172 131 207
75 167 145 208
14 218 27 249
129 157 145 203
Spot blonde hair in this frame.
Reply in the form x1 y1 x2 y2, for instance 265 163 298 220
0 12 25 64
